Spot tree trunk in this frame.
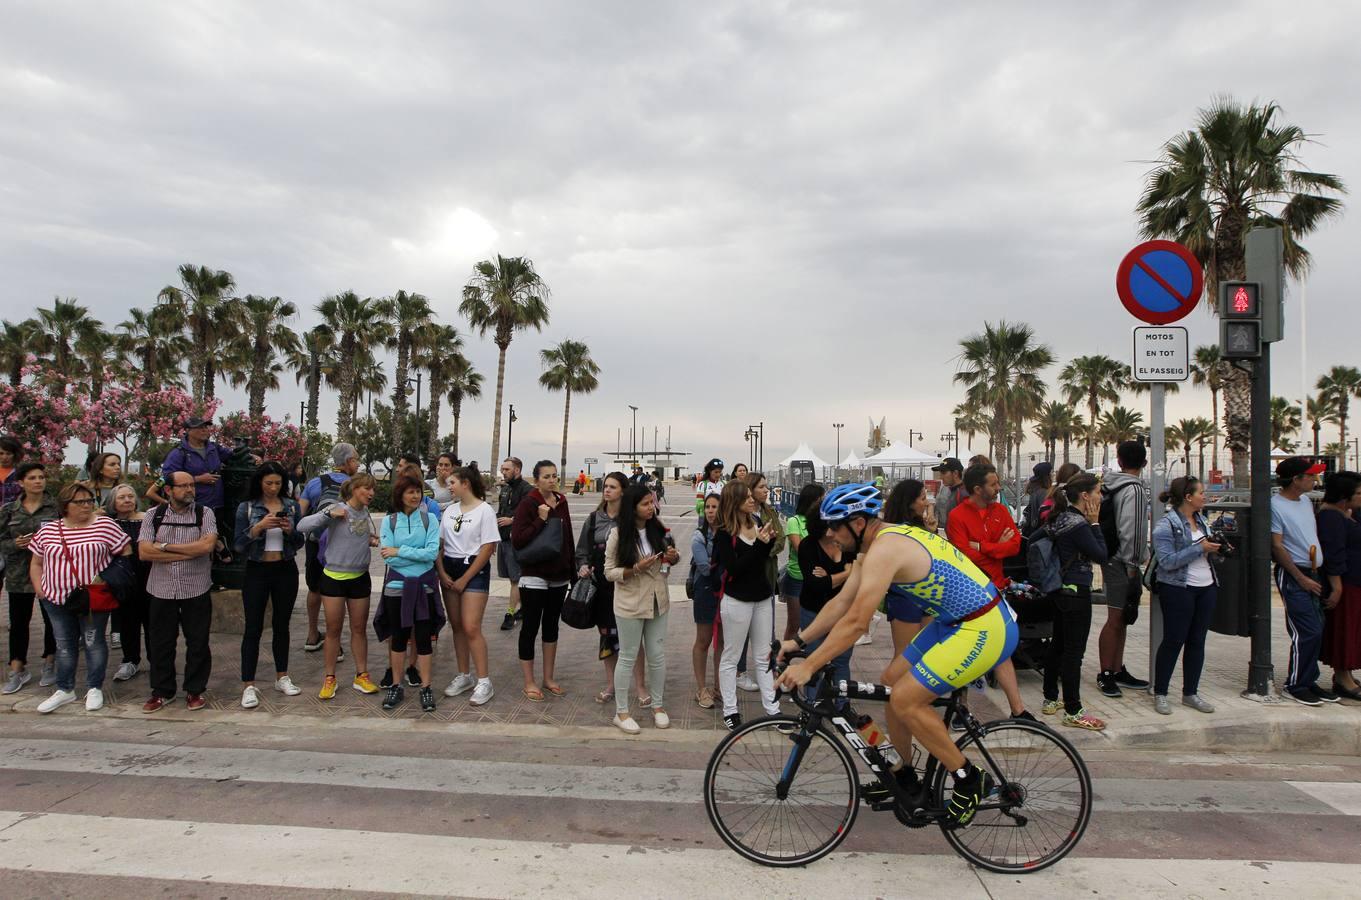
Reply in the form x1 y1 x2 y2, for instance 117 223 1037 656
1223 366 1252 486
1085 394 1098 468
203 359 217 403
1313 420 1321 456
307 352 320 430
337 337 356 441
1210 386 1220 473
451 395 463 461
488 341 509 468
426 373 445 463
1340 410 1349 469
392 338 409 459
248 340 268 418
1198 441 1206 481
559 386 572 473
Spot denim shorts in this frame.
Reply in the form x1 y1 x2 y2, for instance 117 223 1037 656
444 556 491 593
692 584 720 625
779 573 803 600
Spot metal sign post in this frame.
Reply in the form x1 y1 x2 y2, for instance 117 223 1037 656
1118 242 1201 688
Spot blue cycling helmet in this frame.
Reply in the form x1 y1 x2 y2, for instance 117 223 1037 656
819 482 883 523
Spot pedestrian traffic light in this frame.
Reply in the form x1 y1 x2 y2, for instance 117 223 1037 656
1219 281 1261 359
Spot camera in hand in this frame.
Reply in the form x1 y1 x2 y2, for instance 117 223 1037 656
1208 528 1237 557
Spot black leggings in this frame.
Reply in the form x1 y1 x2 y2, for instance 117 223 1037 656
390 618 435 655
114 578 151 665
8 591 55 665
241 560 298 681
1043 586 1093 715
518 584 567 661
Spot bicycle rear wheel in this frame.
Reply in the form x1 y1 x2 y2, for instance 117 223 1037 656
931 719 1092 873
704 715 858 867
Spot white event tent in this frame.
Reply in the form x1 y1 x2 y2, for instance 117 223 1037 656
863 440 941 479
778 442 835 471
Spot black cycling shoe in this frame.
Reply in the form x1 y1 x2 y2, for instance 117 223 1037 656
499 612 515 631
380 668 394 688
1096 670 1123 698
862 766 921 805
1114 667 1150 690
1012 709 1038 722
723 713 742 731
947 763 994 827
419 686 436 712
382 684 404 710
405 666 421 687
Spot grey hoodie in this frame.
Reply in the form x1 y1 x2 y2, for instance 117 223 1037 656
1102 471 1150 568
298 504 374 575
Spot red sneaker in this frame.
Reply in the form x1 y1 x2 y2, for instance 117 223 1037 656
186 693 206 711
142 695 167 714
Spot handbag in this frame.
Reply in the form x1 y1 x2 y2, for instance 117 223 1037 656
1141 554 1158 593
561 577 596 630
55 521 92 616
516 515 564 566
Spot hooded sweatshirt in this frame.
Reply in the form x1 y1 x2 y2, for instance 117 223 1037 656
1101 471 1151 568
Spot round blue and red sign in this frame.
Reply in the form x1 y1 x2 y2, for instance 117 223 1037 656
1115 240 1204 325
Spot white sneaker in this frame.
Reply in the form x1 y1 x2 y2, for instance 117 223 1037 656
854 631 873 646
274 676 301 696
736 673 759 692
241 685 260 709
653 709 671 729
444 672 476 697
37 689 77 714
85 688 104 711
470 680 494 706
113 662 138 682
612 714 641 735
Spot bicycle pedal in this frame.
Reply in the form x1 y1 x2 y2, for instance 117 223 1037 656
867 798 898 812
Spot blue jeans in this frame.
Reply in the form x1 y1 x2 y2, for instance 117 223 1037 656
40 599 110 692
1276 566 1324 693
800 606 853 710
1154 583 1216 696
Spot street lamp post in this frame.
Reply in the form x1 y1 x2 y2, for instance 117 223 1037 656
940 432 956 456
404 373 424 462
908 429 924 447
299 401 305 425
833 423 844 484
745 422 764 472
628 405 639 467
506 403 517 461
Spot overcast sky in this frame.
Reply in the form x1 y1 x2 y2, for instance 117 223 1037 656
3 1 1358 474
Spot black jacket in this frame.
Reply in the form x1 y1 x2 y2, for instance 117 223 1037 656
714 528 774 602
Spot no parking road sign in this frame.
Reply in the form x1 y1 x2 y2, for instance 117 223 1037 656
1116 240 1204 324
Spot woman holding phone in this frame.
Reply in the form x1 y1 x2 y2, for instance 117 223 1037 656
1150 476 1221 716
714 479 779 730
233 461 306 708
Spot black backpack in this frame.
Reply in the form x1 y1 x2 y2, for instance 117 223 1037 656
306 474 344 545
152 503 205 534
1098 481 1137 556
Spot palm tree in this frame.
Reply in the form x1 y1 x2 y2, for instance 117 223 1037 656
1324 443 1347 468
1269 396 1302 452
0 319 40 386
226 295 301 418
118 306 189 389
316 292 392 440
76 329 122 403
459 255 551 467
1316 366 1361 467
1306 393 1340 457
538 339 601 472
444 355 483 461
1190 345 1229 473
1032 400 1077 463
286 325 337 430
157 264 236 403
954 321 1053 475
379 290 433 457
1059 355 1124 468
1101 405 1146 449
1138 97 1347 485
351 350 388 427
1185 417 1219 480
1164 422 1186 472
950 401 989 454
34 298 101 375
415 324 467 462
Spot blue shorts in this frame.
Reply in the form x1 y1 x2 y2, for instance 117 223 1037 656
443 556 491 593
779 573 803 600
901 602 1018 696
884 585 924 624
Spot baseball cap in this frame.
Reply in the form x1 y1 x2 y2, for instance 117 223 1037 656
932 457 963 473
184 416 213 429
1276 457 1327 482
1033 461 1053 478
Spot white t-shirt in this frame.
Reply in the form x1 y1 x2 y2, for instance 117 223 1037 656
263 528 285 552
440 501 500 559
1186 523 1215 587
637 528 654 558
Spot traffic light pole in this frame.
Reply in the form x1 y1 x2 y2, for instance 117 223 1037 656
1243 228 1280 699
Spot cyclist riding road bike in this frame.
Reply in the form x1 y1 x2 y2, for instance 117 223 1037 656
775 483 1019 826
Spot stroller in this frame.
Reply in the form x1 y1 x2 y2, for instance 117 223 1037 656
1001 546 1055 675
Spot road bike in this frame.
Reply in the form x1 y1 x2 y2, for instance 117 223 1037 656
703 647 1092 873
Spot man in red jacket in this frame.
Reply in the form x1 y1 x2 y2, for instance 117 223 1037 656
947 463 1021 588
946 463 1033 723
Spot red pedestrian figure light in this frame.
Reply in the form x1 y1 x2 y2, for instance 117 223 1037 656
1233 286 1251 314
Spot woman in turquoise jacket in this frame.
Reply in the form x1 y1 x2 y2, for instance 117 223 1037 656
374 475 445 712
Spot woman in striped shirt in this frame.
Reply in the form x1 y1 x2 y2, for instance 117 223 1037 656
29 482 132 714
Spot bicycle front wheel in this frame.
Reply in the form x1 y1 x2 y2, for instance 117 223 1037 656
931 719 1092 873
703 715 859 867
